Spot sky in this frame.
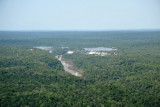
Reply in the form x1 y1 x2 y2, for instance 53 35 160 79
0 0 160 31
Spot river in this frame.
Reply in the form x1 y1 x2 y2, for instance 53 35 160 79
56 55 82 77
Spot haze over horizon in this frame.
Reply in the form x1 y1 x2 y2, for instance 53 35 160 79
0 0 160 31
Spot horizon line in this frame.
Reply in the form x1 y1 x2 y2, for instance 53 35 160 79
0 29 160 32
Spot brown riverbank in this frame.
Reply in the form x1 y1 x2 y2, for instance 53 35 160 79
61 57 83 74
56 55 82 76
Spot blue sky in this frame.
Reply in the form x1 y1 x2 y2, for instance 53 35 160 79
0 0 160 31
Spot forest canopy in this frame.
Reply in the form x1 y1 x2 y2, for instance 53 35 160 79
0 31 160 106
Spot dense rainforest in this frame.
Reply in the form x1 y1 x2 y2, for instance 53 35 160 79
0 31 160 106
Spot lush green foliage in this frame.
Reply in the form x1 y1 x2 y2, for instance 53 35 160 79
0 31 160 106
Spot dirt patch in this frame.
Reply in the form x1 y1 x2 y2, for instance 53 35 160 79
68 66 83 74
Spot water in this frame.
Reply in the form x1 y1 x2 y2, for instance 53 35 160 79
34 46 52 51
56 55 82 77
84 47 117 52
